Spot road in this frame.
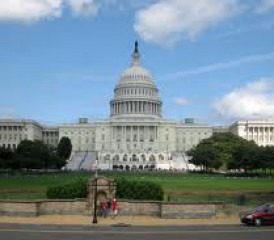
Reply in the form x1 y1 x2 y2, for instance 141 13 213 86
0 223 274 240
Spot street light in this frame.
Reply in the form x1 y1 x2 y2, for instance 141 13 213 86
92 155 99 224
92 177 98 224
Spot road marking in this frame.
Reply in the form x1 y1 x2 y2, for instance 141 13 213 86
1 228 274 235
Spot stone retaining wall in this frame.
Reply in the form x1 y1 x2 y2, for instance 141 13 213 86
0 199 242 219
161 202 217 219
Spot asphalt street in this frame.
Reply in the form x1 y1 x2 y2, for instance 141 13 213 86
0 223 274 240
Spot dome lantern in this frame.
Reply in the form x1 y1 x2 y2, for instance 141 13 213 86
110 42 162 119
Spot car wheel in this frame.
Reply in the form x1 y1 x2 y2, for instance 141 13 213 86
254 218 262 226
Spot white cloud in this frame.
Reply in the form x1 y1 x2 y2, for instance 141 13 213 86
0 0 63 22
66 0 99 17
134 0 242 45
0 0 101 22
174 98 189 106
213 78 274 119
0 106 17 119
167 51 274 78
256 0 274 13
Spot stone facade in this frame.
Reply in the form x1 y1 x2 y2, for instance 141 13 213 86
0 199 240 219
1 42 274 170
63 42 212 171
229 120 274 146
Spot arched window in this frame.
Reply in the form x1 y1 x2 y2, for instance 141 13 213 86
141 154 146 161
149 155 156 162
123 154 128 161
132 154 138 161
104 154 110 161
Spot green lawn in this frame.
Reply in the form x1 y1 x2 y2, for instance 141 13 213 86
0 171 273 200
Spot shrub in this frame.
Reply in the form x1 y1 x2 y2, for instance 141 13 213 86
46 177 164 201
47 178 87 199
115 178 163 201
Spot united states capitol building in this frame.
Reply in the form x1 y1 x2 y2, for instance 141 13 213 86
1 42 274 170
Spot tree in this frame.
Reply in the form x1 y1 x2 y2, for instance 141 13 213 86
57 137 72 160
187 133 258 171
256 146 274 175
230 142 259 172
16 140 50 169
0 147 16 169
188 143 221 171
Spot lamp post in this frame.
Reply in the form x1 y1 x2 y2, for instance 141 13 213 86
92 176 98 224
92 155 99 224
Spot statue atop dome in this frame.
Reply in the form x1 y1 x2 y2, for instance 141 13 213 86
134 40 139 54
131 40 140 66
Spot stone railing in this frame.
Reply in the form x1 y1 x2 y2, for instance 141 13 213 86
0 199 245 219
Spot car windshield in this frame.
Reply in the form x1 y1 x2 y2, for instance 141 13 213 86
253 203 270 212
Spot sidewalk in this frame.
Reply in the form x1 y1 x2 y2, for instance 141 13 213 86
0 215 240 226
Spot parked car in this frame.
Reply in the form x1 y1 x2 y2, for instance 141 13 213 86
240 203 274 226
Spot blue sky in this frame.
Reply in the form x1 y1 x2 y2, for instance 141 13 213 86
0 0 273 126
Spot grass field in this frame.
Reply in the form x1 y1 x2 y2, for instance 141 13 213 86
0 171 273 201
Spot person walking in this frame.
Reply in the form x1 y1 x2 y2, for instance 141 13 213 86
107 198 112 216
100 199 108 218
111 197 118 218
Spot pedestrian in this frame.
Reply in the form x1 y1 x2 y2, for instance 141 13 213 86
107 198 112 216
111 197 118 218
100 199 107 218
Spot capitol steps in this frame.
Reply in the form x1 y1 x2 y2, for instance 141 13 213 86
66 152 87 170
79 152 97 170
171 152 198 171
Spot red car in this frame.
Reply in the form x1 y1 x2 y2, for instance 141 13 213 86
240 203 274 226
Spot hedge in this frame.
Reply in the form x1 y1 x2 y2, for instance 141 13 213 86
116 178 163 201
47 177 163 201
47 178 87 199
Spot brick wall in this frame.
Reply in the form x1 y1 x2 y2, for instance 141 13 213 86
0 201 38 217
161 202 217 219
0 200 244 219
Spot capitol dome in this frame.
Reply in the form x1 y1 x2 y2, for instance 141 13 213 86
119 65 154 86
110 41 162 119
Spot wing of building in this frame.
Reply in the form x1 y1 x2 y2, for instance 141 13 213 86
1 42 274 170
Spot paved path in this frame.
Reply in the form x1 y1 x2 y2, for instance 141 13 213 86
0 215 240 226
0 223 274 240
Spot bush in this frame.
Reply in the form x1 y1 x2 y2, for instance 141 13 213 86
47 178 87 199
115 178 163 201
46 177 164 201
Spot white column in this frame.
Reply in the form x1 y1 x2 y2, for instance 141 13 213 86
138 126 140 142
131 126 133 142
145 102 147 113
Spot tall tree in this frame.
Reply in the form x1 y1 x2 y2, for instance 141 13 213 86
187 133 258 171
188 143 221 171
231 142 259 172
57 137 72 160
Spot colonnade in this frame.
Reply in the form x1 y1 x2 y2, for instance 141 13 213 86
111 125 158 142
246 126 274 142
111 101 161 116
